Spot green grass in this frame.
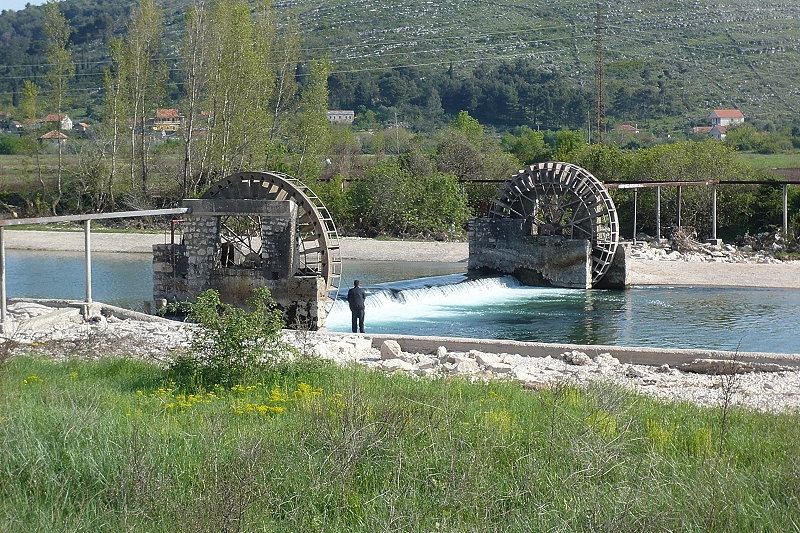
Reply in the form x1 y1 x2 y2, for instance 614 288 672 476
1 355 799 532
739 152 800 171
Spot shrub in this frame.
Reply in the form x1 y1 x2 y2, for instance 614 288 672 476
170 287 294 389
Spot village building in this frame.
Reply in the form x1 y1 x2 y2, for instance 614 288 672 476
42 113 73 131
709 109 744 127
326 110 355 124
151 108 183 132
39 130 69 146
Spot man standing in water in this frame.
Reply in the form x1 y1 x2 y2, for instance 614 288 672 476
347 280 367 333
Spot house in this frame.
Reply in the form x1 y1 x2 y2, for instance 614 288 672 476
615 124 640 133
692 126 713 135
152 108 183 132
42 113 73 131
709 109 744 127
709 125 728 140
39 130 69 146
73 122 90 133
326 110 355 124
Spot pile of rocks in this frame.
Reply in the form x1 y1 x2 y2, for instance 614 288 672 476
293 332 800 414
629 239 784 264
4 301 800 414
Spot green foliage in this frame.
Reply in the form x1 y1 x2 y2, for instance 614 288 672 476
346 158 470 238
2 357 800 531
0 135 36 155
171 287 293 389
501 125 552 165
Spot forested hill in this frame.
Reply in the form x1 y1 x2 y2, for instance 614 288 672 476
1 0 799 133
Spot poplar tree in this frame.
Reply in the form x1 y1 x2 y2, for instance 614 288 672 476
99 38 128 210
17 80 39 124
121 0 164 202
43 0 74 215
180 1 209 196
287 60 332 179
200 0 274 178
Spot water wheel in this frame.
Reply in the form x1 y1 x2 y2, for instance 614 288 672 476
489 162 619 283
202 171 342 306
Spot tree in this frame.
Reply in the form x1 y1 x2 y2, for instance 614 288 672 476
43 0 74 214
199 0 275 180
179 0 210 197
502 126 552 165
627 140 756 239
120 0 164 202
17 79 39 123
287 60 332 180
97 38 128 211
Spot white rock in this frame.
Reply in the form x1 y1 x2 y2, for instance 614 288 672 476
452 358 481 374
380 339 403 360
484 361 513 374
473 350 502 366
381 359 416 372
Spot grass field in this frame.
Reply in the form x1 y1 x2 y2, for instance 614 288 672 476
739 153 800 171
1 355 798 532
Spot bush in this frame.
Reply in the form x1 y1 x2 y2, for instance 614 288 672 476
170 287 294 389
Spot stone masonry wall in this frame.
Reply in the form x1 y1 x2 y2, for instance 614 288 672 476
468 218 592 289
152 198 329 329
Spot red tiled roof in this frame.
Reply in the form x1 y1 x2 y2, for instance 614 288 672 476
43 113 67 122
40 130 68 139
710 109 744 118
156 108 180 119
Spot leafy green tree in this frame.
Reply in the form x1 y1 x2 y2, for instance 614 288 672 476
345 159 469 238
287 60 332 180
17 80 40 124
43 0 74 214
97 38 128 210
724 124 761 151
179 0 210 197
199 0 275 179
552 129 586 162
502 126 552 165
451 110 483 144
627 140 756 239
120 0 165 201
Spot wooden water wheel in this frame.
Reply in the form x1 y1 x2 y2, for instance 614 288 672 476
489 162 619 283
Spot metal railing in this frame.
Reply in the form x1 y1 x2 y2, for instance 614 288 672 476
0 208 190 331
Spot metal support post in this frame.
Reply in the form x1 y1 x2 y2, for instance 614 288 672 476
0 227 6 331
84 219 92 303
656 186 661 240
677 185 682 230
784 184 789 235
632 188 638 244
712 185 718 241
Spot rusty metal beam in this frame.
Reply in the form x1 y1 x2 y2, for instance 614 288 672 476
0 207 190 227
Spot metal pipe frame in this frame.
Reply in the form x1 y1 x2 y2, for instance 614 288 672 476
0 207 189 330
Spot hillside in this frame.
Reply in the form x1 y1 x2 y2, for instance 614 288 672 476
0 0 799 132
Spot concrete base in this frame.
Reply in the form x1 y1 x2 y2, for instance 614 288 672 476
343 332 800 371
468 218 630 289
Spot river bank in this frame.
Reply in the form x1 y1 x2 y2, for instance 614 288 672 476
3 229 800 412
4 229 800 289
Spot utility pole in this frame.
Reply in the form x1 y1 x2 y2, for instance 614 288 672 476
594 3 606 144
